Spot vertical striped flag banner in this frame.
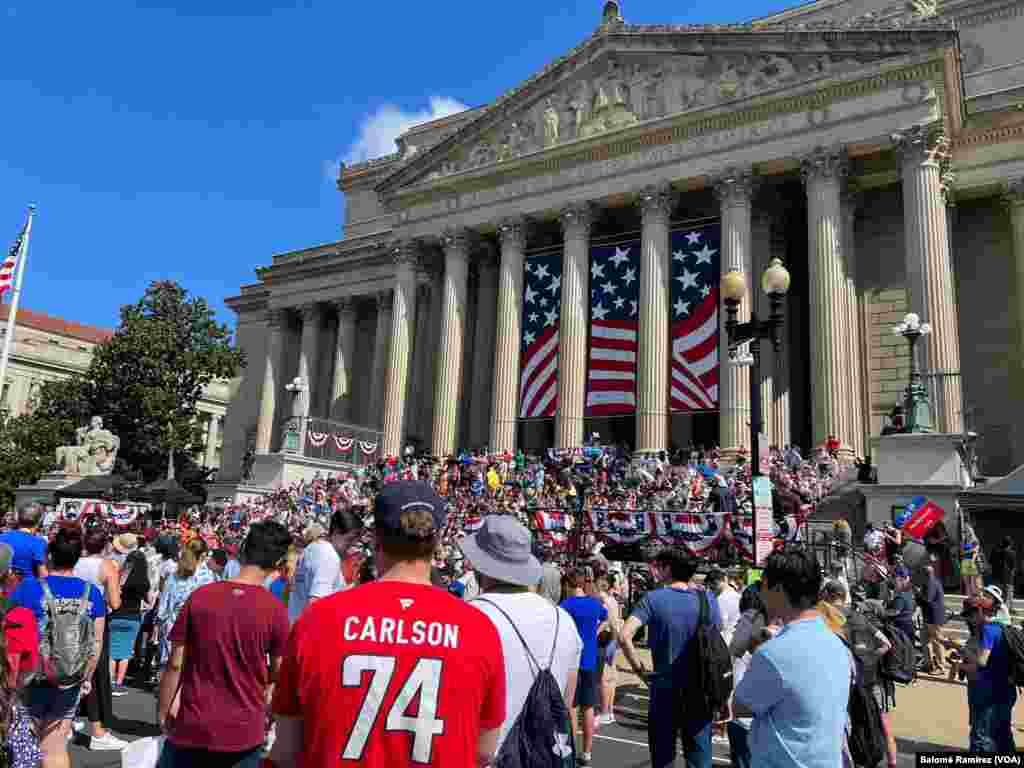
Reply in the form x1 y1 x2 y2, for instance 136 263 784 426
0 212 30 296
670 222 722 413
518 251 562 419
585 239 641 415
0 207 34 395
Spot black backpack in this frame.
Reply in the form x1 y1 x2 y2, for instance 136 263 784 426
876 623 915 685
846 676 887 768
1001 624 1024 688
674 590 733 723
475 598 575 768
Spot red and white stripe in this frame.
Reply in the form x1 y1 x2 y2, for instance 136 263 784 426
585 320 637 415
0 252 17 296
671 286 719 412
519 325 558 418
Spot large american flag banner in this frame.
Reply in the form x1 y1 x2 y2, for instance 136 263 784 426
670 223 722 413
519 251 562 418
585 239 641 415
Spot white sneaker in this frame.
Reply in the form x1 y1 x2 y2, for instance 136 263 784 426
89 732 129 751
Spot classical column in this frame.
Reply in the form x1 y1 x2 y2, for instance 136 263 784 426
1004 179 1024 381
556 203 593 449
255 309 286 454
383 242 418 457
204 415 220 468
769 216 791 448
407 277 432 443
369 291 393 430
893 125 963 433
801 147 851 451
843 187 867 457
713 169 756 459
432 229 470 456
420 266 443 444
636 183 672 454
469 244 498 449
491 218 527 452
296 303 322 424
329 298 358 422
752 210 774 446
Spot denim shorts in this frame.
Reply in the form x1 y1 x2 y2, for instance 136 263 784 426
23 682 82 722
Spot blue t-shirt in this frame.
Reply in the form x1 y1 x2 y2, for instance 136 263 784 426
735 617 849 768
977 623 1013 700
269 577 287 602
630 587 721 689
10 575 106 639
561 596 608 671
0 531 47 577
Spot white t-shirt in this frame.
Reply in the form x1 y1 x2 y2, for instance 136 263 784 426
288 539 344 625
472 591 583 753
718 586 742 645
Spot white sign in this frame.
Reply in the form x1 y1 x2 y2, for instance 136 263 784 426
753 476 774 566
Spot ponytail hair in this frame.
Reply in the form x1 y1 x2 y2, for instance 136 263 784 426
177 538 208 579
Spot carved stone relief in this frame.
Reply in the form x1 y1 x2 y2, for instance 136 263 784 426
430 50 911 180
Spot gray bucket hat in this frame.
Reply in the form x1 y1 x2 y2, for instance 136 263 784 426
459 515 542 588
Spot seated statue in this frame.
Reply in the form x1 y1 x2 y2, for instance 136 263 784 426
56 416 120 476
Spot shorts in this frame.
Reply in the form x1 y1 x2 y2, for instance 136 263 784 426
574 669 598 709
23 682 82 722
110 615 143 661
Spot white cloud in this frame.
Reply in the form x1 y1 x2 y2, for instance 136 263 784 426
326 96 469 179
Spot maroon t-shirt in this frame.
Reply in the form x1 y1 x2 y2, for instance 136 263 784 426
168 580 289 752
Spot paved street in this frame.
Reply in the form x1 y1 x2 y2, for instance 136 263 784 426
68 665 1024 768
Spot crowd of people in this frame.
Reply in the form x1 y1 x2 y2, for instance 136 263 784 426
0 439 1016 768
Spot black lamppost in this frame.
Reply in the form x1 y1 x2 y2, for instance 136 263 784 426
893 312 933 434
720 257 792 479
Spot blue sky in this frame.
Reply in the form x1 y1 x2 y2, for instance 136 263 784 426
0 0 792 331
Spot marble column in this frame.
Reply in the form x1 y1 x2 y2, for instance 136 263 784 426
491 218 527 453
432 229 470 456
407 277 432 443
713 169 756 459
296 304 322 421
369 291 393 430
636 183 672 454
329 298 358 423
752 210 774 446
469 244 498 449
255 309 286 454
1004 179 1024 380
893 125 963 433
420 266 444 445
556 203 593 449
204 415 220 468
842 187 867 457
802 147 851 451
769 216 791 448
383 242 419 457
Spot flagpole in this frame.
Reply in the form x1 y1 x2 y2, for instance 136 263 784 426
0 205 36 400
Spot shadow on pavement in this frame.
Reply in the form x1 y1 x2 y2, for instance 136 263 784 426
895 737 959 754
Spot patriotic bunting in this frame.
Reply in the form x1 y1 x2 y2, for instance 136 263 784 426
653 510 725 554
519 251 562 419
359 440 378 456
333 435 354 452
670 223 722 413
585 240 641 415
307 430 329 447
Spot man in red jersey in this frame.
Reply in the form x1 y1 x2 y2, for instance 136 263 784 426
269 480 506 768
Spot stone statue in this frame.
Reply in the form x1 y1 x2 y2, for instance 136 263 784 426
542 98 560 147
55 415 120 476
908 0 938 18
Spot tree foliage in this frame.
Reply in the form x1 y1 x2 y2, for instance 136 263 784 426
0 281 245 506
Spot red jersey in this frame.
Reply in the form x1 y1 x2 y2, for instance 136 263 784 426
273 579 506 768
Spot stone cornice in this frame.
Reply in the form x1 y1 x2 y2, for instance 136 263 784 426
392 56 945 213
951 113 1024 151
950 0 1024 28
376 28 954 200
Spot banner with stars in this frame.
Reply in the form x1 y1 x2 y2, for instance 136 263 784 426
669 222 722 413
585 239 641 416
519 250 563 419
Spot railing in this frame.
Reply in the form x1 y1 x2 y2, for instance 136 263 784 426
280 416 384 467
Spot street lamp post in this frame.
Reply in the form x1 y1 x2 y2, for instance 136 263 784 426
721 257 792 479
893 313 933 434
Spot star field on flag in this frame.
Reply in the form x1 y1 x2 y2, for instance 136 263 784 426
519 250 562 418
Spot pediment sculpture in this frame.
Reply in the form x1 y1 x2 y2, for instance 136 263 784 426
56 415 121 476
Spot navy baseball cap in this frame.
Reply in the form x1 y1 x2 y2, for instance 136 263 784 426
374 480 447 539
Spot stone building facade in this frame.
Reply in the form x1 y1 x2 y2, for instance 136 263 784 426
0 305 231 470
220 0 1024 483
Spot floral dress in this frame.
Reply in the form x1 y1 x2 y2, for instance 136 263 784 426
156 564 216 667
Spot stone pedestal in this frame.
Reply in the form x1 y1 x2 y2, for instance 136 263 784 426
15 473 85 508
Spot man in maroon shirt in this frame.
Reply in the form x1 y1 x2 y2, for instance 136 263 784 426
157 521 291 768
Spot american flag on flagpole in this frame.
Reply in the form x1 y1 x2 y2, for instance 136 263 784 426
0 220 27 296
518 251 562 418
585 239 641 415
670 223 722 413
